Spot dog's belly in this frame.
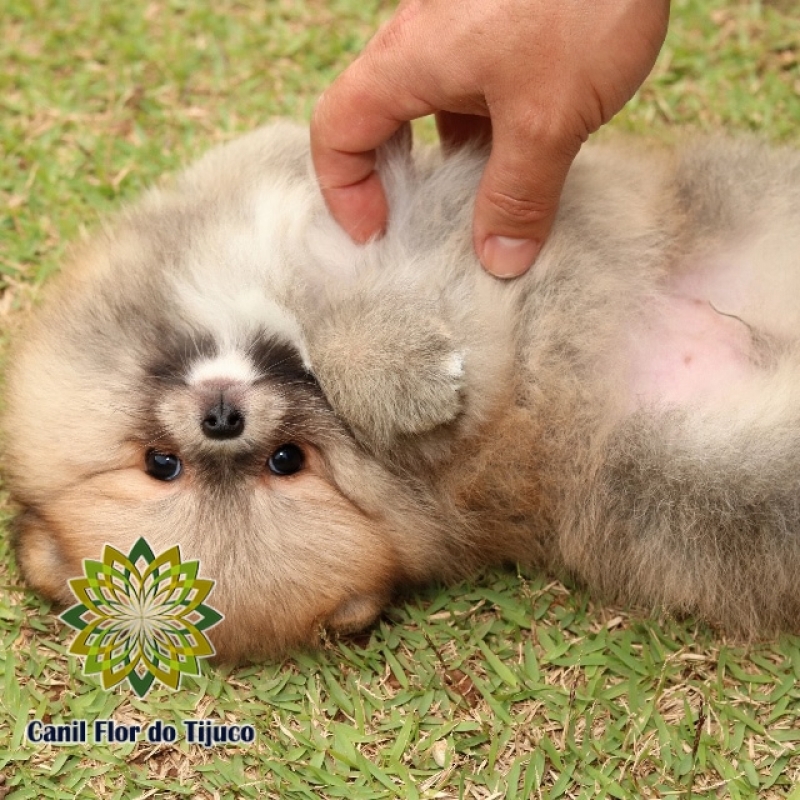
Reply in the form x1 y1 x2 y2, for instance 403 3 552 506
627 290 757 409
624 248 788 411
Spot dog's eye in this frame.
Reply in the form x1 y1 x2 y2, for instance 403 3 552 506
267 444 305 476
145 449 183 481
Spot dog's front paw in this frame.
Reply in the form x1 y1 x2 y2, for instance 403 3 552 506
308 300 465 449
391 324 465 435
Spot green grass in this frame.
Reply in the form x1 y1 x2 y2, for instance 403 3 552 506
1 0 799 798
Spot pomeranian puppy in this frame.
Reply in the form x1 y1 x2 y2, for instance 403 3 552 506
5 122 800 662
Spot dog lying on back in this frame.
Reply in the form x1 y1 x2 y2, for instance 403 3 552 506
5 122 800 661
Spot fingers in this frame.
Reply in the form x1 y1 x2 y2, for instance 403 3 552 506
310 7 437 243
311 0 669 275
474 112 581 278
311 84 395 244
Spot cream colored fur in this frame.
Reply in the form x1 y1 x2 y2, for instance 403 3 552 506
5 123 800 661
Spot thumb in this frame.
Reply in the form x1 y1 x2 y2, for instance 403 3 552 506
474 118 580 278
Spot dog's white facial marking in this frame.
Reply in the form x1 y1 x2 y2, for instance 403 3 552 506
188 350 259 387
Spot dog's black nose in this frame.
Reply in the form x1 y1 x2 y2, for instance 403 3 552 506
202 398 245 439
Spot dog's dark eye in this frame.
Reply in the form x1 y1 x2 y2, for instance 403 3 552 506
145 449 182 482
267 444 305 476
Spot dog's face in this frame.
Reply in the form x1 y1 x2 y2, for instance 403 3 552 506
8 303 406 660
3 130 422 661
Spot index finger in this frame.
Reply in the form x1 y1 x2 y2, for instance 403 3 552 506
310 47 436 241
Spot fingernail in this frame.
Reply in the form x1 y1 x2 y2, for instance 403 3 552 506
481 236 541 278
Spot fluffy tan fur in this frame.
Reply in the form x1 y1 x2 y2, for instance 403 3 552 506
5 123 800 661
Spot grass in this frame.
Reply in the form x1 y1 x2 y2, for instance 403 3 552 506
1 0 799 797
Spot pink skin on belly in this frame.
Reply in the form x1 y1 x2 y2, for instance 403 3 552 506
627 291 757 410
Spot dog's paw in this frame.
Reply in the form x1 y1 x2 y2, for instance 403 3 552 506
394 326 465 436
308 302 465 449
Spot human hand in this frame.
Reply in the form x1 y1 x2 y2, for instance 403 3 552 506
311 0 669 277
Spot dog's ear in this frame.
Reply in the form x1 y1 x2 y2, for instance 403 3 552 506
11 509 74 604
325 592 388 636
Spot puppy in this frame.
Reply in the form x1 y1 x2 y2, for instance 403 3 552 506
5 123 800 661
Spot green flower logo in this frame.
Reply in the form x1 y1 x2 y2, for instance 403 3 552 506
61 538 223 697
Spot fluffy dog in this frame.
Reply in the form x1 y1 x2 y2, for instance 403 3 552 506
5 123 800 661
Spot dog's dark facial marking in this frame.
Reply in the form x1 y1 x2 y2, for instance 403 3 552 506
249 336 316 388
146 329 218 385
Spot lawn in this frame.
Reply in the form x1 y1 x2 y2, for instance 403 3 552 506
1 0 799 797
